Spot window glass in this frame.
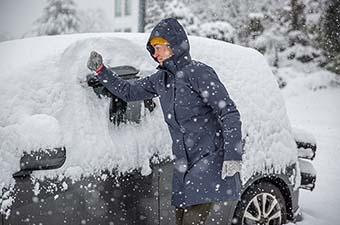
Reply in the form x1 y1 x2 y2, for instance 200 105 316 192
125 0 131 16
124 28 132 32
115 0 122 17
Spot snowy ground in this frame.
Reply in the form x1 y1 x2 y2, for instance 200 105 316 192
282 86 340 224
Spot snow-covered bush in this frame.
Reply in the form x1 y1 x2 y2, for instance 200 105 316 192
199 21 236 43
280 43 323 65
163 0 200 35
245 13 265 39
0 33 12 42
145 0 201 35
249 26 287 67
280 30 323 64
144 0 163 32
325 54 340 75
78 9 111 33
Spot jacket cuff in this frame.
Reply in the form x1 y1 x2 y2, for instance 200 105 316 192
223 140 243 161
96 64 106 75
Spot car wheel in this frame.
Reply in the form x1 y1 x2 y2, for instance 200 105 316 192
232 182 287 225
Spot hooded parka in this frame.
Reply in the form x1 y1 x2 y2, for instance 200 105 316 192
97 18 243 208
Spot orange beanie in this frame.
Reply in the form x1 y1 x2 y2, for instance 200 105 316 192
150 37 170 46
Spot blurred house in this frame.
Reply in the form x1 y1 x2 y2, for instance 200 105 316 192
112 0 146 32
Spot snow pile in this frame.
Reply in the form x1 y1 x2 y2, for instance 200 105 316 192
292 127 316 145
0 33 297 193
1 114 62 151
278 65 340 97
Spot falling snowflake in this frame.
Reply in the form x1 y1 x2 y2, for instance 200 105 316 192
175 159 188 173
176 71 184 78
202 90 209 98
218 100 226 109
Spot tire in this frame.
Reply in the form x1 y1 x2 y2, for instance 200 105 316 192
232 182 287 225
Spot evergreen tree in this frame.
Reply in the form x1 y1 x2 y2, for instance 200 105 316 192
145 0 200 35
163 0 200 35
144 0 164 32
32 0 80 36
290 0 306 31
322 0 340 56
321 0 340 74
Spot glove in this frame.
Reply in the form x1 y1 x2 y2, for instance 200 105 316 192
221 160 242 179
86 74 112 98
87 51 103 72
86 74 101 88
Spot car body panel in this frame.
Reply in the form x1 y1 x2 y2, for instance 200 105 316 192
5 169 159 225
3 148 310 225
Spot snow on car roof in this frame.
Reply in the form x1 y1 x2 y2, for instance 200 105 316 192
0 33 297 191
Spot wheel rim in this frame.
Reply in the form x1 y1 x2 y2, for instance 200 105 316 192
242 192 282 225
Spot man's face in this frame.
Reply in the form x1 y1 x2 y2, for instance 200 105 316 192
152 44 173 65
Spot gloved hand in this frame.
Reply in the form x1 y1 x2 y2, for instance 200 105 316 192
87 51 103 72
86 74 112 98
86 74 101 88
221 160 242 179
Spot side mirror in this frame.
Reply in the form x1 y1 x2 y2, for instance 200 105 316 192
13 147 66 178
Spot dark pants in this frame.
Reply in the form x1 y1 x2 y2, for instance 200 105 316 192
175 203 213 225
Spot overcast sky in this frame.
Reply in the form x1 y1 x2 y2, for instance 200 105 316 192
0 0 114 38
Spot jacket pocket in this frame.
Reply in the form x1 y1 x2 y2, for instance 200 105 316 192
184 151 211 181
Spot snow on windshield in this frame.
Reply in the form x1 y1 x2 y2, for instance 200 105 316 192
0 33 297 195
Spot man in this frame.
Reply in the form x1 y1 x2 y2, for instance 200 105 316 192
87 18 243 225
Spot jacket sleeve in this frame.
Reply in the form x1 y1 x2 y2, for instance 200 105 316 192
97 67 159 102
191 66 243 161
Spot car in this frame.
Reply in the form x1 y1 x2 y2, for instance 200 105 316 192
0 33 316 225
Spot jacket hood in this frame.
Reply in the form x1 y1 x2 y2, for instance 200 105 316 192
146 18 191 69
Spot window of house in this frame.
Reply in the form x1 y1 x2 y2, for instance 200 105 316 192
115 0 122 17
124 28 132 32
124 0 131 16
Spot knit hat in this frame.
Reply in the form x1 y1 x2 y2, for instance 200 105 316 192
150 37 170 47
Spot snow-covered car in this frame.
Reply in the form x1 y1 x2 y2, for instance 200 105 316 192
0 33 316 225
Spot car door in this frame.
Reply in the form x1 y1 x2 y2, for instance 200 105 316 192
158 159 176 225
4 151 160 225
1 210 4 225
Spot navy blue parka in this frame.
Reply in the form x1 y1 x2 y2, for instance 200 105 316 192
97 18 243 207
